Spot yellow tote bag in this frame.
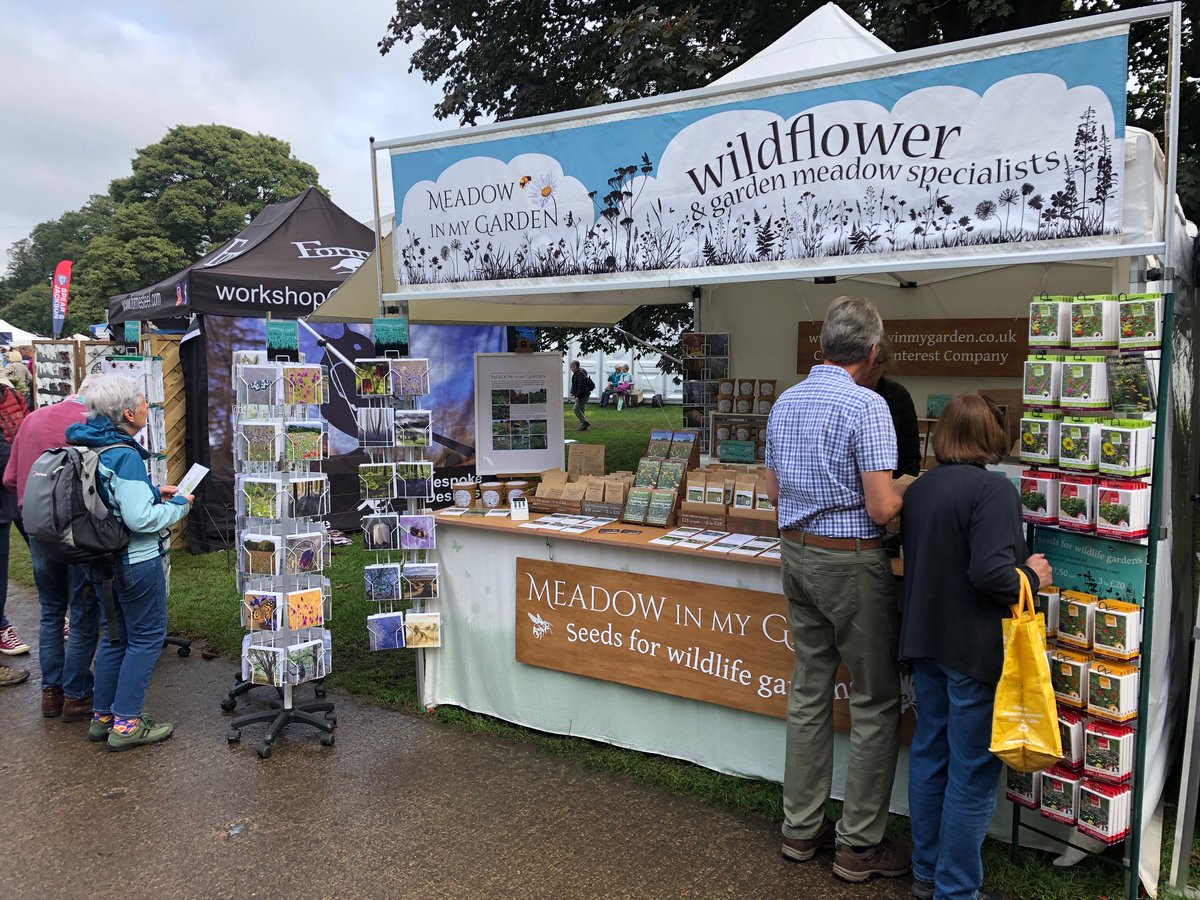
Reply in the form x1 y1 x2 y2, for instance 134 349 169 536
989 568 1063 772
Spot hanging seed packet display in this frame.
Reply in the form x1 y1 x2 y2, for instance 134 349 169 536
1117 294 1163 350
1028 297 1071 349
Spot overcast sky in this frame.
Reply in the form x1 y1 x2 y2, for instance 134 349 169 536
0 1 448 268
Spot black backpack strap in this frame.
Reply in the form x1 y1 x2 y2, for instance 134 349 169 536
91 556 125 646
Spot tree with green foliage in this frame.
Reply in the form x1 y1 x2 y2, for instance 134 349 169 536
0 124 324 336
380 0 1198 366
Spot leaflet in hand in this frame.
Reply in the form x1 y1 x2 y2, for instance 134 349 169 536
175 464 210 497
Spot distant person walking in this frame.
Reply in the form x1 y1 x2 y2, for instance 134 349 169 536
4 350 32 405
569 361 592 432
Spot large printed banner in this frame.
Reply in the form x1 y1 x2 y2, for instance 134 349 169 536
515 557 917 738
392 26 1127 293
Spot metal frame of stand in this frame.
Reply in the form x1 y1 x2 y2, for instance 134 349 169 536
223 350 337 758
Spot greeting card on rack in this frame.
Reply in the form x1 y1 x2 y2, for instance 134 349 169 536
238 364 283 405
241 533 282 576
397 515 436 551
404 612 442 648
243 591 282 632
396 462 434 498
367 611 406 650
234 350 268 367
282 364 323 405
241 477 283 519
241 421 282 464
359 463 396 501
391 358 430 395
401 563 439 601
265 320 300 362
288 476 329 519
356 406 395 446
365 563 402 601
363 513 400 551
394 409 433 447
284 421 325 462
286 531 326 574
287 588 325 629
355 359 394 397
246 644 286 686
373 316 410 357
286 639 326 685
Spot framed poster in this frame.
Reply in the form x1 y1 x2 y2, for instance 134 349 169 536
473 352 564 476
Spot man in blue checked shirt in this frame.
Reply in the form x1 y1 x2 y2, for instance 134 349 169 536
765 295 913 884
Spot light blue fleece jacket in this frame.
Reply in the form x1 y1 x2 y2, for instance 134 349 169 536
65 415 189 565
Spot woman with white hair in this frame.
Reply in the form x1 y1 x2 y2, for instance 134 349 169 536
65 374 192 751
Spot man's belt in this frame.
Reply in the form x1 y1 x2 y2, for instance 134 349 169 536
779 530 883 551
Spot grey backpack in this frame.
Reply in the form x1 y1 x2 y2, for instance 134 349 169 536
23 443 130 565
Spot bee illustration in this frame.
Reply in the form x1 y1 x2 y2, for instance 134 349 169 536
527 612 552 639
247 378 272 394
518 175 532 188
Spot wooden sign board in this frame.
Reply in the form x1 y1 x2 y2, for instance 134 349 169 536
515 557 915 739
797 318 1028 377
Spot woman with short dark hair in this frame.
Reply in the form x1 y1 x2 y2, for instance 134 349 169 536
899 393 1052 900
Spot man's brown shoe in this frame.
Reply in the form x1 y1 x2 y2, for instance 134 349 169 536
62 695 93 723
781 817 837 862
41 686 64 717
832 839 912 882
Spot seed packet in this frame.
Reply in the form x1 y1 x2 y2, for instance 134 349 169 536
1040 765 1081 826
1083 720 1135 783
1098 420 1153 478
1060 357 1110 410
1077 779 1132 844
645 489 677 527
1095 480 1150 541
1117 293 1163 350
1058 708 1086 771
1019 413 1060 465
1087 660 1139 722
1057 591 1098 650
1070 296 1119 350
1050 647 1090 708
622 487 651 524
1092 600 1141 661
1057 475 1098 533
634 458 662 488
1020 471 1059 525
1058 417 1101 473
1006 768 1041 810
1023 356 1063 407
1029 297 1072 348
1034 586 1060 637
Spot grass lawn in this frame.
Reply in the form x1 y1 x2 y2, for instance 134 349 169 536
10 404 1193 898
566 400 684 471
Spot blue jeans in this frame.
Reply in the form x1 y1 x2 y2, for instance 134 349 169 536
908 658 1003 900
0 522 9 628
32 540 100 697
92 558 167 719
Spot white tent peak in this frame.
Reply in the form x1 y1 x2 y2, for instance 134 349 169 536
712 2 894 87
0 318 42 346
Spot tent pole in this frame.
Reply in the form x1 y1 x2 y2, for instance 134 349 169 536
369 137 387 314
295 319 354 370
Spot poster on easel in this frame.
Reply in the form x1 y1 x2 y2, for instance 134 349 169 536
473 352 564 476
